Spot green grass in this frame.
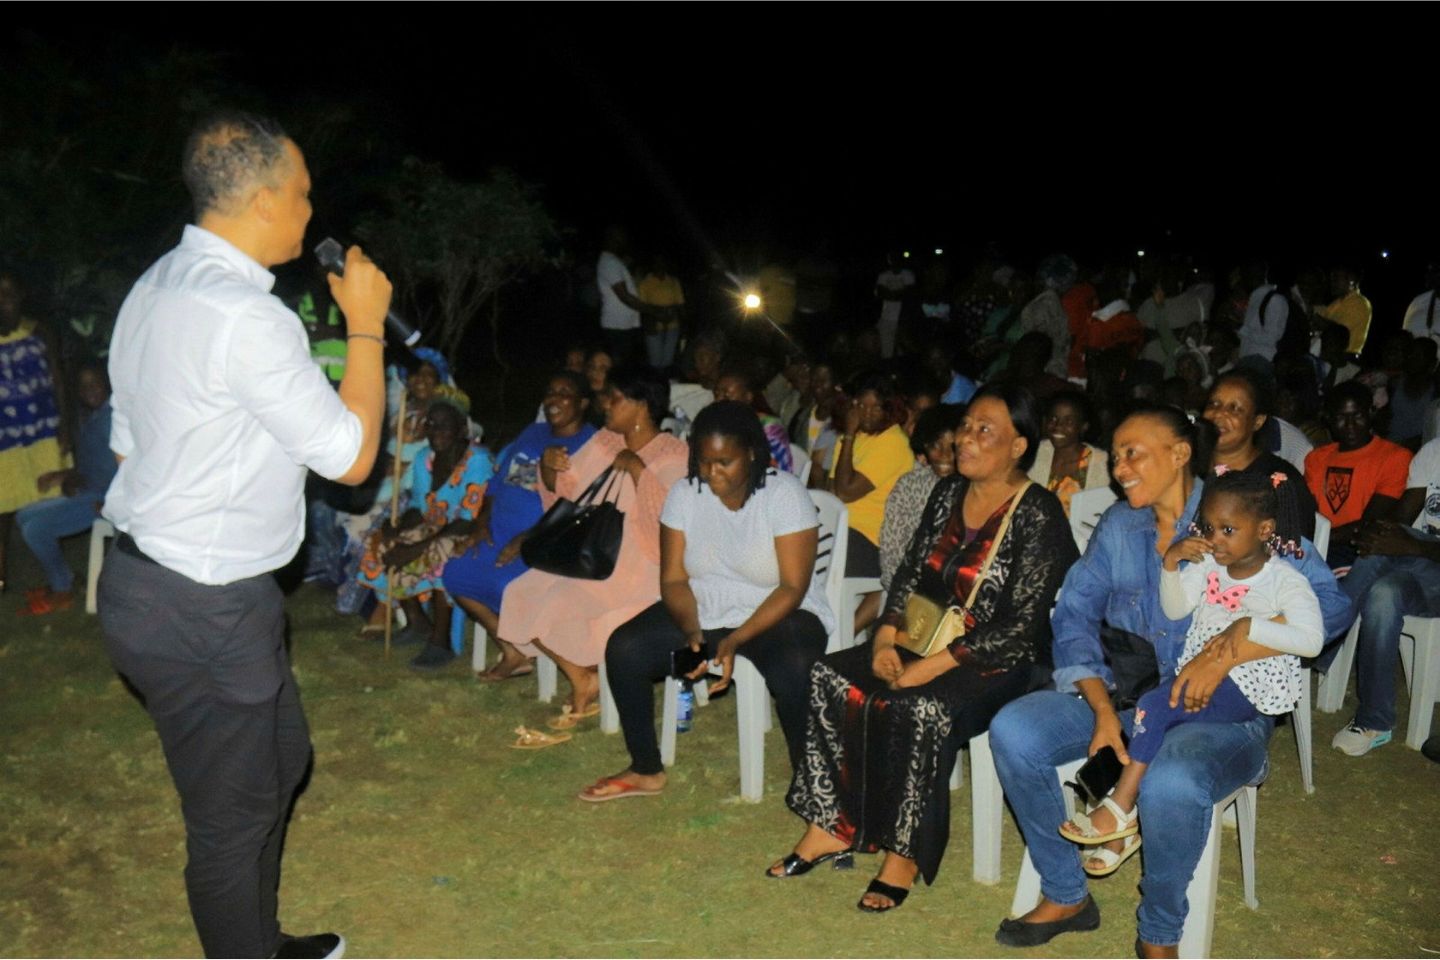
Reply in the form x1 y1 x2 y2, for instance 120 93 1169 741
2 537 1438 958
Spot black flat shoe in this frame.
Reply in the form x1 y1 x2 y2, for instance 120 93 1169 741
765 849 853 878
994 895 1100 947
857 878 910 913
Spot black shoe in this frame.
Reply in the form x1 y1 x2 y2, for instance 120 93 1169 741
410 643 457 671
765 849 853 878
274 932 345 959
1423 735 1440 764
857 878 910 913
994 896 1101 947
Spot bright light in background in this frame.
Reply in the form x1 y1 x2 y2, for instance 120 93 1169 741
1136 249 1146 258
743 292 762 310
934 248 944 256
902 251 911 259
1381 250 1391 259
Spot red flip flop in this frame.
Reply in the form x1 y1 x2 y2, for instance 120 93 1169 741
577 777 662 803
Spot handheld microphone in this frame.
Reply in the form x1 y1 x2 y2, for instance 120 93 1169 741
313 237 422 348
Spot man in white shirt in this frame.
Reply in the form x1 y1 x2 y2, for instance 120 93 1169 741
1401 264 1440 349
100 113 390 960
595 224 656 368
1237 280 1289 362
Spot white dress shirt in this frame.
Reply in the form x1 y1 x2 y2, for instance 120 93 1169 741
596 251 639 330
106 225 363 585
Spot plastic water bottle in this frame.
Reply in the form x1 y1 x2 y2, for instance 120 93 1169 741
677 685 695 733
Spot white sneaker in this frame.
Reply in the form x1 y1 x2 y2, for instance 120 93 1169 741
1331 722 1392 757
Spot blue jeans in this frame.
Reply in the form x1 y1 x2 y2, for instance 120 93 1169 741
1129 678 1258 765
989 689 1272 946
1340 554 1440 731
645 327 679 370
15 494 103 592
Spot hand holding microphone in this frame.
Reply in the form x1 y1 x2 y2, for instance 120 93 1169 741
313 238 414 347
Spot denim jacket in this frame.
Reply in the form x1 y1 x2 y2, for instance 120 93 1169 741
1051 479 1353 693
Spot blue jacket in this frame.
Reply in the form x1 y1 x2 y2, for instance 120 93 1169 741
1051 479 1353 693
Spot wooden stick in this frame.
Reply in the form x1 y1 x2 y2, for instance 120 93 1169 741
384 387 407 660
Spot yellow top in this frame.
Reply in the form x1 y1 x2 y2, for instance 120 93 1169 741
832 423 914 544
1317 290 1373 354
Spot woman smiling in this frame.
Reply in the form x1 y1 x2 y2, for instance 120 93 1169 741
579 401 833 801
1203 369 1316 538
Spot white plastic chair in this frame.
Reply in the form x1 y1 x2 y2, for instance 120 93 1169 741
643 490 851 800
1283 512 1330 795
470 622 557 702
1316 614 1440 749
85 518 116 614
941 731 1008 884
1067 486 1117 555
840 576 883 651
1008 757 1258 959
788 442 810 484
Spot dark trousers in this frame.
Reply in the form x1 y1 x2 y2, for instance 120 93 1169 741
606 601 828 775
98 544 312 959
1129 676 1259 765
602 328 642 369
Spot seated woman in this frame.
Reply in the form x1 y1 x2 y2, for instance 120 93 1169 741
14 363 117 615
496 368 689 723
357 400 494 670
987 404 1350 957
878 403 962 592
1203 368 1317 539
714 365 794 473
770 384 1077 912
827 373 914 633
578 401 834 801
793 359 841 490
443 371 597 679
1027 390 1111 517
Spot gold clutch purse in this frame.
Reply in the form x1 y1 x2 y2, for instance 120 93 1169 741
895 480 1031 660
900 594 969 657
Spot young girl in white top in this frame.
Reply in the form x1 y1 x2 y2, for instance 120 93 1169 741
1059 468 1324 875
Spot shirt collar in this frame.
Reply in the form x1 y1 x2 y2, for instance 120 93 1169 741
181 224 277 293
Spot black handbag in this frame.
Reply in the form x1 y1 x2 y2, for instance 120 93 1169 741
520 466 625 580
1098 624 1160 711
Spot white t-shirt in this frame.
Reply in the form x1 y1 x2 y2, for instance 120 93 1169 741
660 469 836 637
1407 437 1440 536
876 268 915 324
1237 283 1289 361
1402 291 1440 348
597 251 639 330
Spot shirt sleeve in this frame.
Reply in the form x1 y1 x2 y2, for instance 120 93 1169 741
659 478 694 533
1285 544 1352 641
1376 445 1414 499
1051 508 1120 693
1249 567 1325 656
1159 567 1196 619
224 299 363 481
767 474 820 538
1406 439 1440 490
855 428 914 491
109 398 134 460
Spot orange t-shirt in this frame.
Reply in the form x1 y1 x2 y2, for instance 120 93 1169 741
1304 436 1413 527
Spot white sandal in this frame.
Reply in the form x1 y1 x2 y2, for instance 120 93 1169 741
1058 796 1140 845
1083 833 1143 877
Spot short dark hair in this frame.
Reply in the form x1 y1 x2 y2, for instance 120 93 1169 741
1324 380 1374 415
910 404 963 456
181 112 291 219
686 400 771 497
969 382 1042 471
608 366 671 426
1212 367 1279 451
1046 390 1093 428
547 369 589 400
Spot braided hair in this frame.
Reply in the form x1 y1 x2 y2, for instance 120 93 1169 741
1201 467 1307 558
686 400 771 497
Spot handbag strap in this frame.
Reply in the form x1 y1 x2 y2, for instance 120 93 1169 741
959 480 1030 614
573 465 617 507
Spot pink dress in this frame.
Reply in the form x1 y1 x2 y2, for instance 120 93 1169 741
497 429 689 667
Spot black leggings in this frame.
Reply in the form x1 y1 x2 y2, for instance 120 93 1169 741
605 601 829 776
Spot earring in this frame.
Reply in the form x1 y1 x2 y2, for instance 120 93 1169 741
1265 532 1282 556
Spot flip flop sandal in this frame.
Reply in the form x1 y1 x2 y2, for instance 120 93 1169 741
476 663 536 683
1059 796 1139 845
576 777 662 803
548 703 602 730
765 849 854 878
857 878 911 913
510 725 572 750
1084 833 1143 877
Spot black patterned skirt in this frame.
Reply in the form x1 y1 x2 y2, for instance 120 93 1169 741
785 642 1029 884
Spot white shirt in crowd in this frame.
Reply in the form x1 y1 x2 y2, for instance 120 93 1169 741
1402 290 1440 349
1237 283 1289 361
105 225 363 585
597 250 640 331
1407 437 1440 537
875 268 915 322
659 469 836 639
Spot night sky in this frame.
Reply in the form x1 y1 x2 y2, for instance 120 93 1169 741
6 13 1435 316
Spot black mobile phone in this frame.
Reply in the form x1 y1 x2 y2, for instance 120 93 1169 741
1067 745 1126 808
670 647 708 679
